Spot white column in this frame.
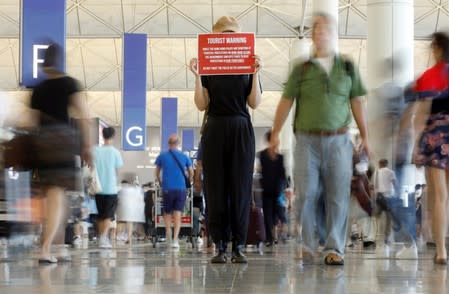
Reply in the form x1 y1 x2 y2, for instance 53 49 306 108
281 38 311 180
312 0 339 22
367 0 414 89
367 0 414 163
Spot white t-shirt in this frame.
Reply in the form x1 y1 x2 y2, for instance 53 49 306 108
374 167 396 197
316 55 334 75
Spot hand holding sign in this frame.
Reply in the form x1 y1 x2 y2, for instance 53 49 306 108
253 55 263 73
189 58 200 77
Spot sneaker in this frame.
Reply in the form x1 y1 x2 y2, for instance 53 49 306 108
172 240 180 249
265 242 274 249
99 237 112 249
72 235 82 248
196 237 204 246
376 244 390 258
395 244 418 259
231 249 248 264
211 252 227 264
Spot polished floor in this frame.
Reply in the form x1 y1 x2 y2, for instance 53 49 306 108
0 240 448 294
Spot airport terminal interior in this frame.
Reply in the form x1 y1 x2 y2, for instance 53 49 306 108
1 1 449 293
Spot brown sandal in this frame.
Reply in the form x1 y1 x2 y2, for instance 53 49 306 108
434 254 448 265
324 253 344 266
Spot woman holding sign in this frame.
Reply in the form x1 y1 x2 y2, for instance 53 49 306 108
189 16 263 264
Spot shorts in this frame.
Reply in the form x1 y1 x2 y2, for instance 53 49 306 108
275 205 287 224
95 194 118 220
376 193 389 211
163 190 187 214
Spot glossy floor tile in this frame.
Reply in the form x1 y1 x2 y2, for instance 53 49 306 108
0 241 448 294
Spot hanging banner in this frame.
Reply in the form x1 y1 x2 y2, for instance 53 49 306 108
182 129 194 151
20 0 66 88
161 97 178 152
122 33 147 151
197 32 255 75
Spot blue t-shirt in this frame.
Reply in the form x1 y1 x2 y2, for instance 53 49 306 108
94 145 123 195
155 149 192 190
277 191 287 207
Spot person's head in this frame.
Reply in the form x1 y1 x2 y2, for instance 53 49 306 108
212 16 241 33
42 43 63 75
379 159 388 168
311 12 337 55
102 127 115 143
264 130 272 143
168 134 179 149
431 32 449 63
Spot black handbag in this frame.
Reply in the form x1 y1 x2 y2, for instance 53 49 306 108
169 150 191 189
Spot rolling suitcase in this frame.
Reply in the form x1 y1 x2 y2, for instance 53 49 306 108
246 204 266 249
246 173 266 249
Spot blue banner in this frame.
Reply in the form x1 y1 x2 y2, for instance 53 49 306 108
182 129 195 151
20 0 66 87
122 33 147 151
161 97 178 152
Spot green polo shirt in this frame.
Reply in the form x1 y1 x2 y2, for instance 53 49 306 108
282 55 367 131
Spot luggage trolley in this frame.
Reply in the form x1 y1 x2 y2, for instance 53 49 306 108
152 187 195 248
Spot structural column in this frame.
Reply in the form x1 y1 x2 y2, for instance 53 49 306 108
312 0 339 22
281 38 312 181
367 0 414 164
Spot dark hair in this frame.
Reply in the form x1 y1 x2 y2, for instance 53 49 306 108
43 43 62 68
102 127 115 140
264 130 272 142
379 159 388 166
121 180 129 184
432 32 449 62
415 184 422 190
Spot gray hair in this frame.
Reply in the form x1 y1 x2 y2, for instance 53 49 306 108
312 12 337 34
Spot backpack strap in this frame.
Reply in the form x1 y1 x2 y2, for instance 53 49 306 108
341 54 355 80
292 60 312 134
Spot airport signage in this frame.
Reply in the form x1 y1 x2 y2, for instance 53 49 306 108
122 33 147 151
197 32 255 75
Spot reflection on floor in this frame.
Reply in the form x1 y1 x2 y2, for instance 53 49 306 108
0 240 448 294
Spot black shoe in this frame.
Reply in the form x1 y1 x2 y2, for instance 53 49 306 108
265 242 274 247
231 249 248 264
211 252 227 264
363 241 376 249
426 241 436 248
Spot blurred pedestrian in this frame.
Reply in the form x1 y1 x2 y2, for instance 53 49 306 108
258 130 287 248
155 134 193 249
270 12 369 266
94 127 123 248
30 44 91 263
414 32 449 264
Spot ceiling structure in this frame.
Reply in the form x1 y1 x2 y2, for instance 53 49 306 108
0 0 446 127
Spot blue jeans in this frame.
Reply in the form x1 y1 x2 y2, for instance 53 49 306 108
294 132 353 257
387 194 416 243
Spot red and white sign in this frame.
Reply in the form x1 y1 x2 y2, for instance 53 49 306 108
198 32 255 75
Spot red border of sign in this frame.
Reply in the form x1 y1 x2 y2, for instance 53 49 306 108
197 32 255 75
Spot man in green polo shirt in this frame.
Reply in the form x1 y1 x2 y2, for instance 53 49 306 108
270 12 370 266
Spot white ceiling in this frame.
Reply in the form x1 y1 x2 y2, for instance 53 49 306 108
0 0 445 127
